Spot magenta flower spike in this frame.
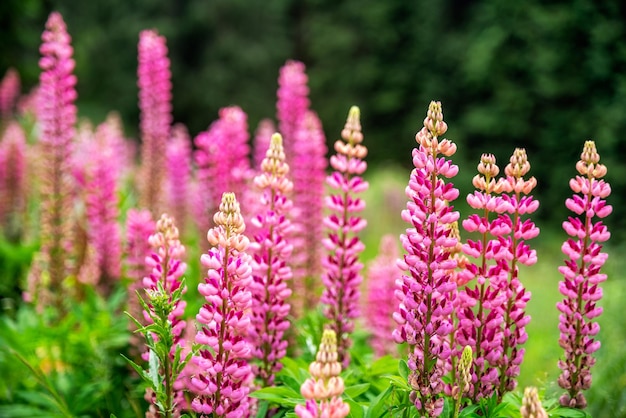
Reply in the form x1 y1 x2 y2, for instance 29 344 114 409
276 60 310 156
0 67 20 119
365 234 400 358
557 141 611 409
253 118 276 170
138 29 172 217
496 148 539 397
295 329 350 418
290 110 328 316
456 153 508 401
393 101 459 417
248 133 294 386
166 123 192 234
36 11 77 307
191 192 253 417
320 106 368 367
194 106 251 233
143 214 188 349
0 121 26 241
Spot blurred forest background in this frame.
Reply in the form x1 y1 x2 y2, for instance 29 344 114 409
2 0 626 236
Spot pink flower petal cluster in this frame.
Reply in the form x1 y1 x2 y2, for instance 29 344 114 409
36 11 77 306
276 60 310 152
295 329 349 418
0 121 26 241
191 193 253 417
393 101 459 417
557 141 611 409
253 118 276 170
194 106 251 233
321 106 368 367
364 234 400 358
290 110 328 316
166 124 192 233
0 67 20 119
248 133 294 386
138 29 172 216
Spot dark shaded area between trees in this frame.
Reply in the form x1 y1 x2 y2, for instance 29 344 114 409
2 0 626 238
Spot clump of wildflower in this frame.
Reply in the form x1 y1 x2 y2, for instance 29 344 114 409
393 101 459 417
138 29 172 217
364 234 400 358
295 329 350 418
35 11 77 310
191 193 253 417
249 133 294 386
497 148 539 396
321 106 368 367
520 387 548 418
557 141 611 409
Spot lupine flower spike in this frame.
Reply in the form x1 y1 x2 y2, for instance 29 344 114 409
321 106 368 367
249 133 294 386
393 101 460 417
295 328 350 418
520 387 548 418
452 346 473 418
0 121 27 241
166 124 192 234
0 67 20 120
191 192 253 417
34 11 77 310
138 29 172 217
364 234 400 358
497 149 538 397
457 153 507 401
557 141 611 409
139 214 188 418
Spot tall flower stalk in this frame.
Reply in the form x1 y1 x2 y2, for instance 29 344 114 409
0 121 27 241
497 148 539 397
249 133 294 386
0 67 20 120
35 11 77 309
457 154 507 401
557 140 611 409
295 328 350 418
321 106 368 367
166 123 192 234
191 192 253 417
393 101 459 417
138 29 172 217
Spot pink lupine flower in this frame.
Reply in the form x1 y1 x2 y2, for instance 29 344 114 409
166 123 192 234
276 60 310 155
456 153 508 401
194 106 251 233
142 215 188 414
35 11 77 307
125 209 156 356
0 67 20 119
365 234 400 358
191 193 253 417
138 29 172 217
557 141 611 409
320 106 368 367
520 387 548 418
290 110 328 316
248 133 294 386
393 101 459 417
0 121 26 241
253 118 276 170
496 148 539 397
295 329 350 418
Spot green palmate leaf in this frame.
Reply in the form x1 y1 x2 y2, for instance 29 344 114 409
381 374 411 391
249 386 302 407
344 383 370 399
254 400 270 418
346 399 365 418
148 349 161 389
550 408 592 418
121 354 152 386
458 404 481 418
279 375 304 393
369 355 398 376
365 385 393 418
398 359 409 381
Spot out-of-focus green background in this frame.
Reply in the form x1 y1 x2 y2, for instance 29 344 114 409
2 0 626 233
